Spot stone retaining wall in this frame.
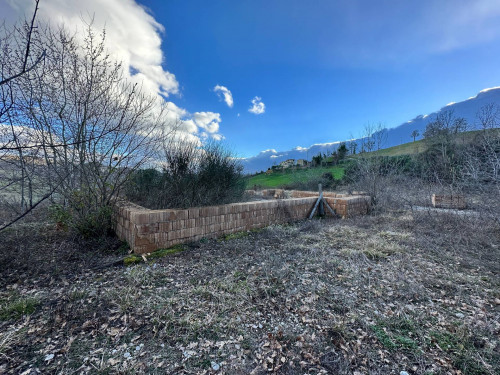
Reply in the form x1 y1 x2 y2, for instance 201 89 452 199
114 191 371 254
431 194 467 210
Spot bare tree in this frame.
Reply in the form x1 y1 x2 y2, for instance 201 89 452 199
0 0 48 228
347 124 395 207
463 105 500 198
0 0 45 87
1 19 174 234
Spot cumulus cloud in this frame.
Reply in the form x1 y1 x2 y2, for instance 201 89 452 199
211 133 225 141
4 0 179 97
193 112 221 134
2 0 226 142
214 85 234 108
249 96 265 115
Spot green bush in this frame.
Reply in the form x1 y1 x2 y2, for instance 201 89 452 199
48 200 113 238
73 205 113 238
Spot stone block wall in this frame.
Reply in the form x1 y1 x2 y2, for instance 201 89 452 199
114 191 371 254
431 194 467 210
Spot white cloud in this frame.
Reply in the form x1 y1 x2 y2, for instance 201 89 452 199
310 141 340 147
193 112 221 134
211 133 224 141
178 119 198 134
2 0 226 142
293 146 307 151
249 96 265 115
270 155 279 159
5 0 179 97
213 85 234 108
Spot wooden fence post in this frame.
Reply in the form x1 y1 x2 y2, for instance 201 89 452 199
318 183 324 216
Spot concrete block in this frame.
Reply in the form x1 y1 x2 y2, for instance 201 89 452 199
188 208 200 219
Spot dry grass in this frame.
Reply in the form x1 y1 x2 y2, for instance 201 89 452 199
0 210 498 374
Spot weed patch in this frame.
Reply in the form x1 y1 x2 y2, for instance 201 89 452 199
0 295 39 320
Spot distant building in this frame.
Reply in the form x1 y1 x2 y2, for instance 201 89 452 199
296 159 309 167
279 159 295 168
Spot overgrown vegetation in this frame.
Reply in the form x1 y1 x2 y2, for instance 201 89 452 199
1 5 499 375
0 15 175 236
125 141 245 209
345 109 500 212
0 212 498 374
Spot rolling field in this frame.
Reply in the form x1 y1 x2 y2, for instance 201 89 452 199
369 129 500 157
246 166 345 189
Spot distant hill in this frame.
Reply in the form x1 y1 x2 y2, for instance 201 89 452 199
241 87 500 174
246 166 344 189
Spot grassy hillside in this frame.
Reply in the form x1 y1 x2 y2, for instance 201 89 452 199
246 166 344 189
369 138 428 156
369 128 499 157
245 129 500 189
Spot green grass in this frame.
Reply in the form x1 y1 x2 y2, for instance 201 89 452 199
0 295 40 320
369 128 500 157
369 139 429 157
123 244 186 265
371 317 420 352
246 166 344 189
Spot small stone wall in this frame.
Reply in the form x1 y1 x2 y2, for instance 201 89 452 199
114 191 371 254
431 194 467 210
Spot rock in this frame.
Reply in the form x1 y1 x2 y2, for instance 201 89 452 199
211 361 220 371
182 350 196 359
123 352 131 359
400 371 409 375
455 312 465 318
108 358 119 366
44 354 54 362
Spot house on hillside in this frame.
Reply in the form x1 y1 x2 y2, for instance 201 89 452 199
296 159 309 167
279 159 295 168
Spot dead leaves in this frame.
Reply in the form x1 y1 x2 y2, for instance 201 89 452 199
1 215 499 374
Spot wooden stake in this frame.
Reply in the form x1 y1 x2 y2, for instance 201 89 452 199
323 198 336 216
309 183 325 219
318 183 324 216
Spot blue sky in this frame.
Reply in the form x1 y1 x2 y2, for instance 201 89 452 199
142 0 500 157
3 0 500 158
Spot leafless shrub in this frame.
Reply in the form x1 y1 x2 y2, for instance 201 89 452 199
1 18 174 235
125 138 245 209
346 107 500 221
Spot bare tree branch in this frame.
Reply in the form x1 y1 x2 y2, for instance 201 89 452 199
0 0 46 86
